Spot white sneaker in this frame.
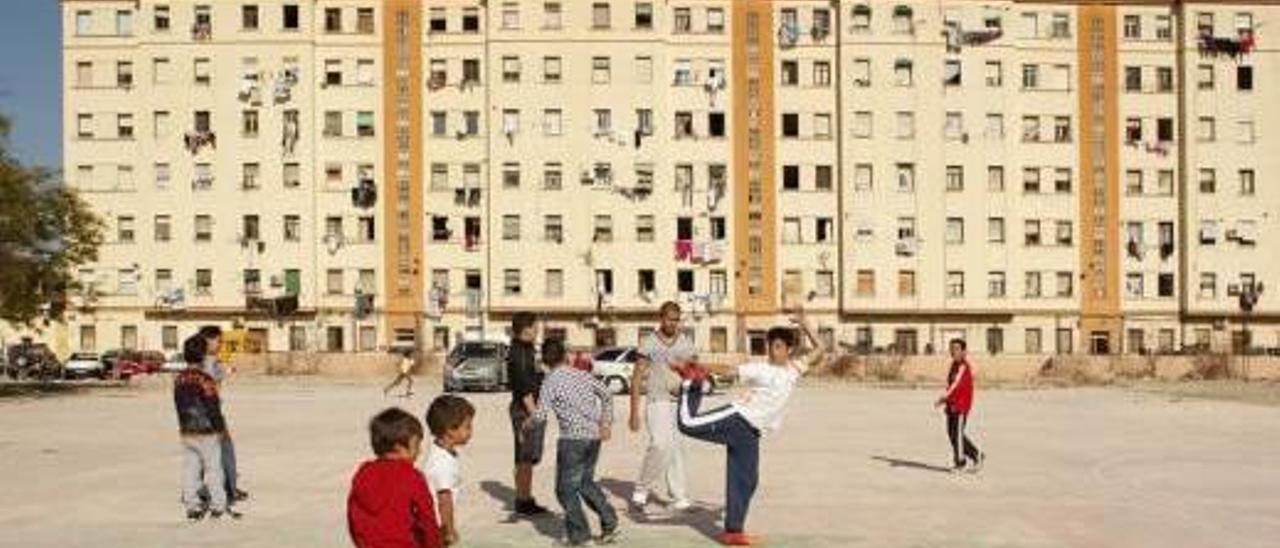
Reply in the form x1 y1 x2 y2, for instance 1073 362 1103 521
671 499 693 511
630 490 648 507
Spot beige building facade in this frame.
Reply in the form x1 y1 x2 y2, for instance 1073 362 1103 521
59 0 1279 359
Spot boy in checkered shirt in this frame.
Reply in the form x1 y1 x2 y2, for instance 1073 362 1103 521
524 339 620 546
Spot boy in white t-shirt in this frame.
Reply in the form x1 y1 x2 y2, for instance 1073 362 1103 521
422 395 476 546
676 312 826 546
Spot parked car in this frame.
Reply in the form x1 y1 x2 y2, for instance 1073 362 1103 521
592 347 639 394
443 341 510 392
64 352 107 380
101 349 164 379
132 351 165 375
4 340 62 381
161 352 187 373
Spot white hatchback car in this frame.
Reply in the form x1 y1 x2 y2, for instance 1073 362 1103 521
591 347 639 394
63 352 106 380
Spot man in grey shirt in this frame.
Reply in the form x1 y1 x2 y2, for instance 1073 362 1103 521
627 301 694 510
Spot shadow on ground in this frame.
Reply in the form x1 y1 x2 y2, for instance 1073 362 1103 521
870 455 954 474
479 480 563 542
598 477 722 543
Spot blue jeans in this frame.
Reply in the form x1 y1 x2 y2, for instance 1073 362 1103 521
676 381 760 533
555 438 618 544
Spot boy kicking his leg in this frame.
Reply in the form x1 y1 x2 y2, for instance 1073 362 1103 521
676 311 827 546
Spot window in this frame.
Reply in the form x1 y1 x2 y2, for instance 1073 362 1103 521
543 163 562 191
1053 116 1072 142
814 61 832 87
592 57 611 84
283 215 300 242
896 164 915 192
634 215 655 243
946 166 964 192
1240 169 1256 196
947 272 965 298
283 163 301 188
326 59 344 86
781 61 799 86
503 56 521 82
1124 15 1141 39
1056 221 1073 246
428 8 447 33
282 4 300 30
781 114 799 138
243 5 260 30
592 3 611 29
1158 273 1175 298
852 59 870 87
356 111 374 137
1157 118 1174 142
114 61 134 89
321 269 342 295
116 9 134 35
1199 272 1216 299
1022 64 1040 89
1054 168 1072 193
324 7 341 33
894 59 914 87
1125 66 1142 92
892 6 914 34
635 3 653 29
1126 273 1145 299
988 217 1006 243
987 166 1005 192
1025 220 1042 246
896 111 915 139
814 114 832 139
677 270 695 293
854 164 873 191
985 114 1004 141
154 5 170 31
76 10 94 36
1025 272 1042 298
944 60 962 86
1022 168 1041 193
815 165 833 192
946 218 965 244
1237 120 1256 144
855 270 875 297
241 163 260 190
502 215 520 241
194 215 213 242
324 111 343 137
1156 15 1172 40
194 58 211 85
989 272 1007 298
116 216 136 243
545 269 564 297
898 270 917 298
594 215 613 242
1238 65 1254 91
1198 116 1216 142
241 110 259 137
1025 329 1043 354
1199 169 1216 194
1056 272 1074 297
1050 13 1070 38
1157 67 1173 93
782 218 801 244
358 8 375 34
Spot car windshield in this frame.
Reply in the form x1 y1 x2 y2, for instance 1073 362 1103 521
69 353 98 361
594 349 623 361
461 343 501 359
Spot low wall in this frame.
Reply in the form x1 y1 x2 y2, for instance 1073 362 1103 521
820 354 1280 383
229 352 443 379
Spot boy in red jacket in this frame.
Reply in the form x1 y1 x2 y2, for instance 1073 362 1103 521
935 339 984 473
348 407 442 548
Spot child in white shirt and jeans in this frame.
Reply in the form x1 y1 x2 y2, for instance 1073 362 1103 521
422 395 475 546
676 312 826 546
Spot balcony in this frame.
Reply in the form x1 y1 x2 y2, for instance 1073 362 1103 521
1198 30 1256 61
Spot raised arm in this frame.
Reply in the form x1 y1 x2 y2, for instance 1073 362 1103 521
788 309 827 374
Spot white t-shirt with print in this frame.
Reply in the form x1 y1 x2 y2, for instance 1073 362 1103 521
731 361 802 433
420 442 461 524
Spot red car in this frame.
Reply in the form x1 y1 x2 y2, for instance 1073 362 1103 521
108 350 165 379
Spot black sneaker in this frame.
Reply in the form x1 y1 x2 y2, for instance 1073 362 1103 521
186 509 207 522
209 509 243 520
596 526 622 545
515 499 551 516
232 488 250 502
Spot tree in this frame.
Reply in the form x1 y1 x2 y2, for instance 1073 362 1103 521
0 113 103 326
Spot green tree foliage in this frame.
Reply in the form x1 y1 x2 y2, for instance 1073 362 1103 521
0 113 103 325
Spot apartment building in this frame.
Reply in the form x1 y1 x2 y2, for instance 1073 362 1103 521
61 0 1278 358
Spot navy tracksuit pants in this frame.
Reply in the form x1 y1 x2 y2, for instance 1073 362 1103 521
675 380 760 533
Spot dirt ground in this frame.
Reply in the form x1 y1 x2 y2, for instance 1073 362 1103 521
1 377 1278 548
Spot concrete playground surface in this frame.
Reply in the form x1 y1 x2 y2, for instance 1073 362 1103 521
0 378 1278 548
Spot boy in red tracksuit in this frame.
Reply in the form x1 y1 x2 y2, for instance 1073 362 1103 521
935 339 984 473
348 407 442 548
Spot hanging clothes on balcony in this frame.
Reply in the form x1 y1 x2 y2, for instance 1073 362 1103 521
674 240 693 261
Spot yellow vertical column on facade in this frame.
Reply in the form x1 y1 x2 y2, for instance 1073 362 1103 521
382 0 424 342
732 0 778 316
1076 5 1122 349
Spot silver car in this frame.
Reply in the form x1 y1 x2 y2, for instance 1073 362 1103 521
443 341 510 392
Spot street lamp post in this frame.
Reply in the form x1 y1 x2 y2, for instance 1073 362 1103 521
1238 282 1264 380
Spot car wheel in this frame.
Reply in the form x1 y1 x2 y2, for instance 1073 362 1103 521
605 376 628 395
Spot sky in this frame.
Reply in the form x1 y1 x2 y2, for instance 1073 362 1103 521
0 1 62 169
